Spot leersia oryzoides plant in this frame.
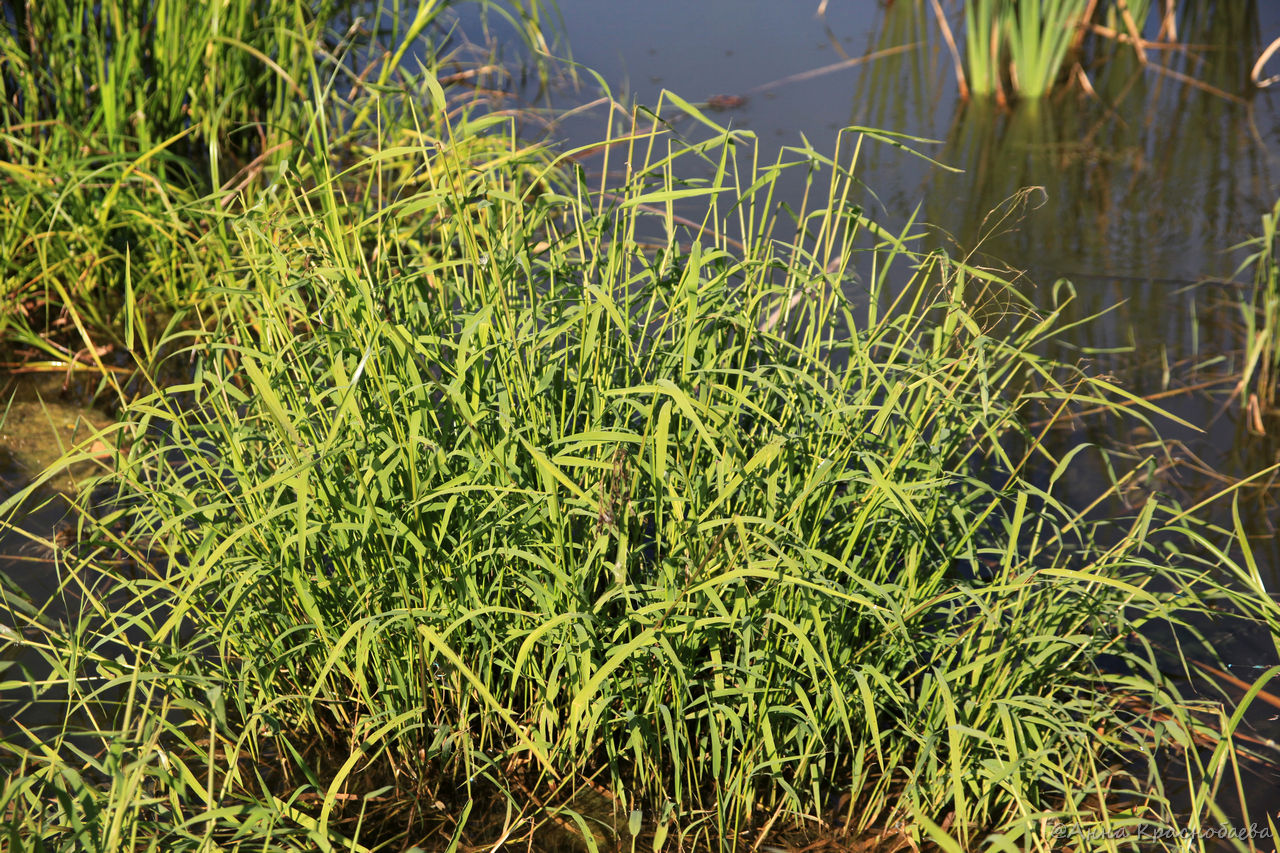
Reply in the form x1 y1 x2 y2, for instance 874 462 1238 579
2 87 1276 851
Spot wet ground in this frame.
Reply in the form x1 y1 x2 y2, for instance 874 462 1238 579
0 373 115 604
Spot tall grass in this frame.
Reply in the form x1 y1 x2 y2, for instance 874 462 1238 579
959 0 1093 103
3 0 330 173
0 0 550 354
0 0 550 174
2 1 1279 850
947 0 1251 104
1 91 1277 851
1005 0 1094 97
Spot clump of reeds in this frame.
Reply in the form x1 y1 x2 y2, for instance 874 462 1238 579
940 0 1213 105
960 0 1093 103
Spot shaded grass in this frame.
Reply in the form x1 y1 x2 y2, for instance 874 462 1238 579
1234 198 1280 427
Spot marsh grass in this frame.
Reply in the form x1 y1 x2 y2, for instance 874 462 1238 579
0 0 552 355
2 2 1280 850
958 0 1094 104
945 0 1257 105
0 87 1277 851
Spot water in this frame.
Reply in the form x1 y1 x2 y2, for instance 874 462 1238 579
536 3 1279 283
0 374 106 744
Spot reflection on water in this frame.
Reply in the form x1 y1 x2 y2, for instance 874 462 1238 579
0 374 109 596
0 377 93 737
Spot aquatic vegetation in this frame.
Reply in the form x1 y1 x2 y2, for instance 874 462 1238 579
0 0 551 355
936 0 1262 104
1235 198 1280 428
1 93 1276 851
961 0 1089 102
1 2 1279 852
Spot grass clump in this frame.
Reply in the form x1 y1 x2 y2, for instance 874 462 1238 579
944 0 1244 105
1 95 1276 852
962 0 1093 103
0 0 550 357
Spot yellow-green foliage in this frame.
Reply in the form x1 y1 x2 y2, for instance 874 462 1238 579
2 105 1274 851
